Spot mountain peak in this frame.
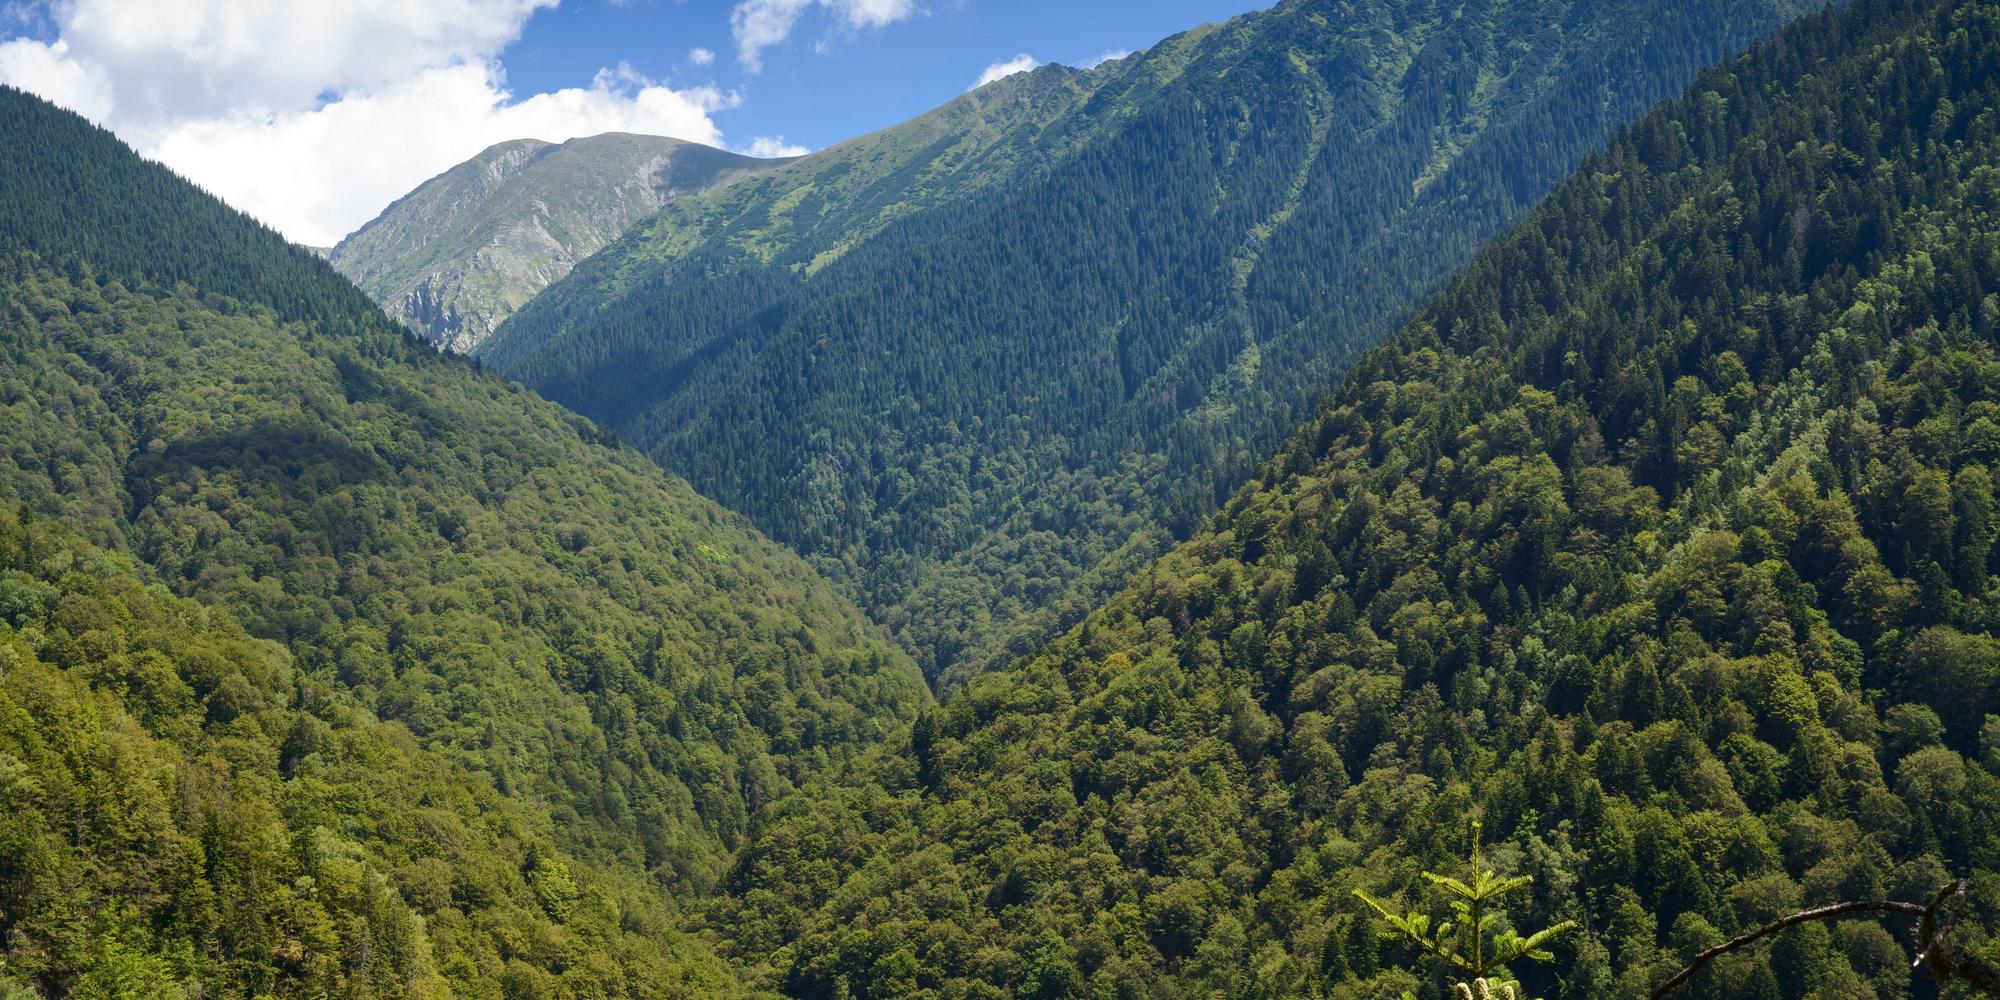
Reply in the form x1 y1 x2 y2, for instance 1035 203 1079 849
330 131 781 351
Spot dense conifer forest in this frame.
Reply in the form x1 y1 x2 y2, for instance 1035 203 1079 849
486 0 1816 685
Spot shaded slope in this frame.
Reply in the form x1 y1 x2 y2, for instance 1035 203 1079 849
710 0 2000 995
488 0 1815 685
0 86 387 339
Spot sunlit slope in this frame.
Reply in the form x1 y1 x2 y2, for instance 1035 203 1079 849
331 132 785 351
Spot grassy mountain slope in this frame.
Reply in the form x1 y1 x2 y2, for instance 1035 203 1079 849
486 0 1815 685
478 50 1190 313
704 0 2000 995
330 133 783 352
0 85 927 994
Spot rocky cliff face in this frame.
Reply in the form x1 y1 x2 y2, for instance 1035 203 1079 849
330 133 787 352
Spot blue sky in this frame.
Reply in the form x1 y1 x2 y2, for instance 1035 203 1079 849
0 0 1269 243
504 0 1268 152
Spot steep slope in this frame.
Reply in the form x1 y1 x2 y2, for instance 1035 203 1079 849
708 0 2000 995
330 133 784 352
486 38 1207 304
0 508 751 998
0 85 926 994
487 0 1815 685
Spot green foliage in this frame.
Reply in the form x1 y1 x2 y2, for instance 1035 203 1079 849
695 0 2000 995
0 506 750 998
0 85 395 342
0 84 926 992
1356 822 1576 997
14 0 2000 996
486 0 1813 684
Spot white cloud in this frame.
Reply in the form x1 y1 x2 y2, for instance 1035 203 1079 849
50 0 558 132
0 0 734 246
1083 49 1131 70
152 66 730 247
742 135 809 158
689 46 715 66
971 53 1039 91
731 0 918 72
0 38 112 121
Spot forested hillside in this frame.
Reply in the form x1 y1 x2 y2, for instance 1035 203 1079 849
486 0 1815 684
0 508 753 998
0 85 926 996
699 0 2000 995
330 133 783 352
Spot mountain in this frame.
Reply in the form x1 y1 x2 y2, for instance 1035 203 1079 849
330 133 785 352
696 0 2000 994
483 0 1818 686
0 85 924 997
0 507 757 998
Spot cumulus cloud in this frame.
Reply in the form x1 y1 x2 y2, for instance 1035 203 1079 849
40 0 558 131
0 0 734 246
971 53 1039 91
689 46 716 67
0 38 112 121
154 66 730 247
1083 49 1132 70
742 135 809 158
731 0 918 72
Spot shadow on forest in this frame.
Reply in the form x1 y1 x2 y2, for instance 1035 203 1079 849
123 418 388 519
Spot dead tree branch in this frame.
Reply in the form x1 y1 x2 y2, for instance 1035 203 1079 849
1653 880 1999 998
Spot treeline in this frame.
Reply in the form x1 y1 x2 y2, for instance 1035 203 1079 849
700 0 2000 995
0 85 403 345
488 0 1815 685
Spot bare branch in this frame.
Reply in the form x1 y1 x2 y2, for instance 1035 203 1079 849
1653 880 2000 999
1651 900 1926 999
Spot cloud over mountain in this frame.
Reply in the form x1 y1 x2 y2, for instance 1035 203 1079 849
971 52 1039 89
0 0 730 245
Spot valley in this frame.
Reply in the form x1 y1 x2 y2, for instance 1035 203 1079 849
477 0 1819 687
4 0 2000 997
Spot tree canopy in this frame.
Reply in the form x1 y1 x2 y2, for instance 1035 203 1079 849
484 0 1815 685
696 0 2000 994
0 83 926 997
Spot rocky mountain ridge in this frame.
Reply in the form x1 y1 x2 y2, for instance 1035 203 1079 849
331 132 787 351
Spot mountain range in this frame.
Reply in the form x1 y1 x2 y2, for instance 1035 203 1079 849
8 0 2000 996
0 83 920 996
702 0 2000 993
476 0 1818 686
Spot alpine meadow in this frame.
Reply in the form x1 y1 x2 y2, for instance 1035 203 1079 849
3 0 2000 999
